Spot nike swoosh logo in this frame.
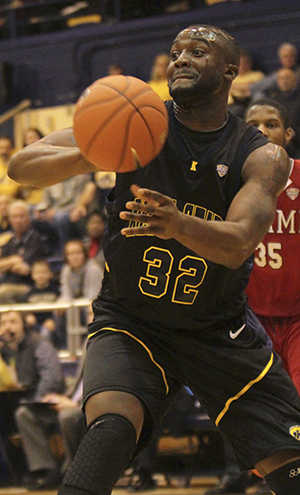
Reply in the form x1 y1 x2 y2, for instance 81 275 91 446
229 324 246 339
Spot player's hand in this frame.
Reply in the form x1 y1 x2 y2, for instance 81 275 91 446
120 184 183 239
42 393 77 411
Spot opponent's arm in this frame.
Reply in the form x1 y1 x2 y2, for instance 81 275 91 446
120 143 290 269
8 128 97 188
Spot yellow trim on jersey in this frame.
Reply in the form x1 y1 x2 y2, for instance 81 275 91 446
88 327 169 394
215 353 274 427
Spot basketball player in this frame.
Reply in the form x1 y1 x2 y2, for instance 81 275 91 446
209 99 300 495
8 26 300 495
245 99 300 391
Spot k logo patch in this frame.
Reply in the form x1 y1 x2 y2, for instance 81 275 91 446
289 425 300 440
216 164 229 177
286 187 300 200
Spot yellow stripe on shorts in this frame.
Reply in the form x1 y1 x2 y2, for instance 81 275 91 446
88 327 169 394
215 353 274 427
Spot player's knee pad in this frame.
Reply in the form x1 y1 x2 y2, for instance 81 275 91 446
265 458 300 495
58 413 137 495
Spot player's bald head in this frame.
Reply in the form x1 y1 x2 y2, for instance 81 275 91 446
173 25 240 67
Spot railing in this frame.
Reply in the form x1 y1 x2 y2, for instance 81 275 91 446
0 98 31 126
0 297 91 357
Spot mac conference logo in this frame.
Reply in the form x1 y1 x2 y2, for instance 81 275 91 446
216 164 229 177
289 425 300 440
286 187 300 200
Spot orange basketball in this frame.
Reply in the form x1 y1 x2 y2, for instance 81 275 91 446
73 75 169 173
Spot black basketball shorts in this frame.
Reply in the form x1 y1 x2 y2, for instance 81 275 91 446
83 308 300 469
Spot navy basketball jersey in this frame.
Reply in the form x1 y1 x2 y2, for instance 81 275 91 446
92 102 268 331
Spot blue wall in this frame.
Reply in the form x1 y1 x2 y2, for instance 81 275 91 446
0 0 300 108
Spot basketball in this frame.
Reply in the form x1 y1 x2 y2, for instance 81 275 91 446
73 75 169 173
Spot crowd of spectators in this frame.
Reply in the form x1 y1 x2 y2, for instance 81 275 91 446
0 125 109 352
226 41 300 159
0 124 109 488
0 309 80 490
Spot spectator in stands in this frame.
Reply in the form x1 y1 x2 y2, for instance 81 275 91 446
90 171 115 212
17 127 60 253
0 200 47 303
54 239 103 348
148 53 172 101
59 239 103 301
22 259 60 342
16 382 85 491
15 346 86 491
84 210 106 269
0 309 66 490
251 41 300 101
0 136 20 198
265 68 300 157
107 63 125 76
34 174 96 256
0 192 12 233
0 193 13 247
0 309 65 400
23 127 44 147
0 327 20 392
228 49 264 117
0 135 14 168
18 127 44 207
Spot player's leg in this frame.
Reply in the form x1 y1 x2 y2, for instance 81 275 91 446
58 391 143 495
256 450 300 495
221 339 300 495
178 310 300 495
282 316 300 394
252 315 300 493
58 329 175 495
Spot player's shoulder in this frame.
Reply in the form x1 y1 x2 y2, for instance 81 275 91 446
289 158 300 187
242 139 290 191
292 158 300 170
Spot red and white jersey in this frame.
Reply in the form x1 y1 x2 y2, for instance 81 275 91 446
246 159 300 316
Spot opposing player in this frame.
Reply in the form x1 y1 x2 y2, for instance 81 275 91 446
246 99 300 393
8 26 300 495
208 98 300 495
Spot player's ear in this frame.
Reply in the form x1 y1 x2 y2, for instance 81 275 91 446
285 126 294 145
225 64 238 81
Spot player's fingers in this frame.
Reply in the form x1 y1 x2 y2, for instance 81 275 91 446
120 211 151 222
130 184 168 206
121 224 164 236
124 201 156 214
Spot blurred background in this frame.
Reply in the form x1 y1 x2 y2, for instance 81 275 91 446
0 0 299 148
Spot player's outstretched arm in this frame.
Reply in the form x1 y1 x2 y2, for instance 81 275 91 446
120 143 290 269
8 128 97 188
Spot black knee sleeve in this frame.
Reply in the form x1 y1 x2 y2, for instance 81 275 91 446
265 458 300 495
58 413 137 495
